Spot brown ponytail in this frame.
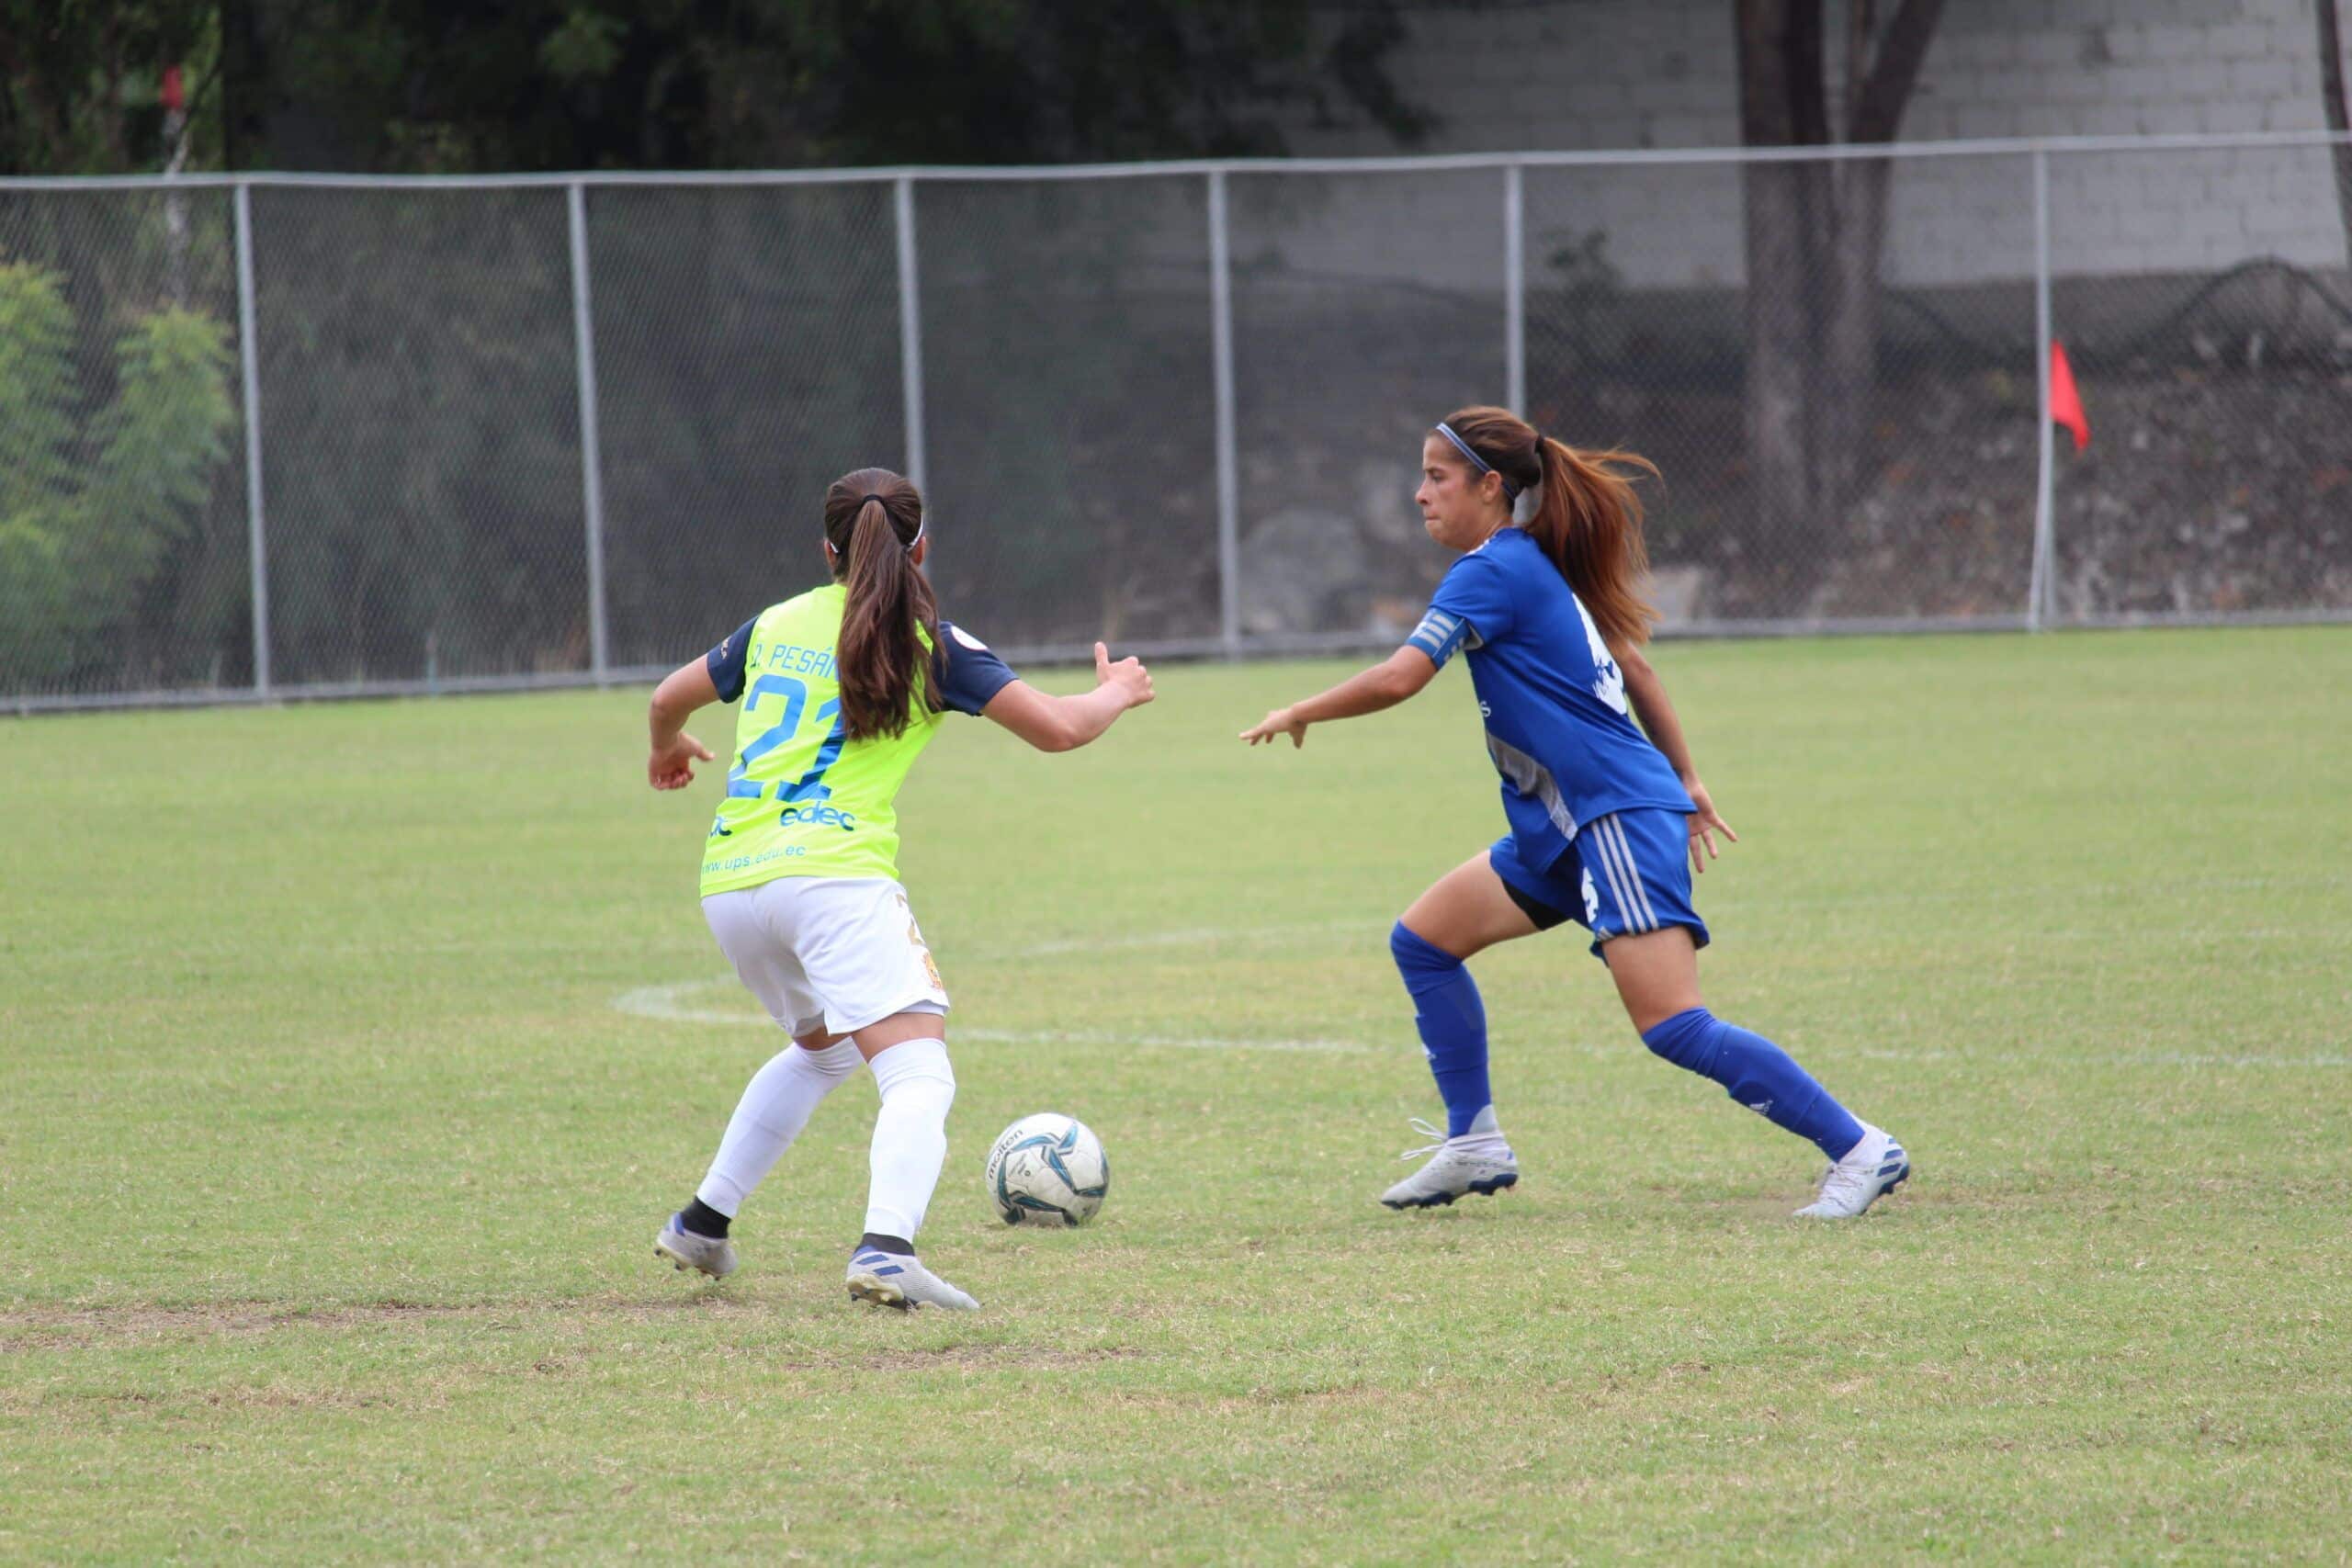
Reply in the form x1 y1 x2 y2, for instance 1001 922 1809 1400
1437 404 1662 650
823 467 939 740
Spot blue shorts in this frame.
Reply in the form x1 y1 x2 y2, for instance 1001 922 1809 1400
1488 809 1711 961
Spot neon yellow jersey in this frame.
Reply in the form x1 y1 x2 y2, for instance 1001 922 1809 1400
696 585 1016 896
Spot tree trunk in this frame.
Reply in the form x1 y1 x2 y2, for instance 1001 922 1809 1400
2320 0 2352 275
221 0 268 171
1814 155 1892 523
1743 160 1819 547
1817 0 1942 525
1736 0 1944 600
1736 0 1824 568
164 100 191 307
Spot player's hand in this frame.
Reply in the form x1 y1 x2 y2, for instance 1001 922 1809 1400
649 732 716 791
1240 707 1307 748
1094 641 1155 708
1684 777 1737 873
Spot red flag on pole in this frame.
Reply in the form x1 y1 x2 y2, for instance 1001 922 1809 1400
2050 341 2089 452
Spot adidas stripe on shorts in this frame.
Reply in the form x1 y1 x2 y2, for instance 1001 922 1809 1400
1487 807 1711 960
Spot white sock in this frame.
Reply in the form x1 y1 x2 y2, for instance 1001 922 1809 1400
862 1038 956 1244
1451 1104 1509 1154
695 1039 864 1215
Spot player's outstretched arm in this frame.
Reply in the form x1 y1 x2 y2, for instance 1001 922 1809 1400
646 660 718 791
1240 647 1436 749
1613 640 1736 871
982 641 1155 753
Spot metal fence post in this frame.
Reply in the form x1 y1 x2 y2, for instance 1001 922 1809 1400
567 181 611 682
2029 146 2055 632
895 177 927 495
1505 161 1526 415
1209 168 1241 659
233 181 272 696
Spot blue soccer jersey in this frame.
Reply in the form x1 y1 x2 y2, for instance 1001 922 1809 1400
1405 525 1692 871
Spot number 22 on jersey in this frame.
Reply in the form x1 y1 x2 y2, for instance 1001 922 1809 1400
708 673 848 838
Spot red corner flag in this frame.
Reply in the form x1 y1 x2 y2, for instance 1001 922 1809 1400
2050 342 2089 452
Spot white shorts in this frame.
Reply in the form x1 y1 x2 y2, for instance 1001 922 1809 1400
702 876 950 1039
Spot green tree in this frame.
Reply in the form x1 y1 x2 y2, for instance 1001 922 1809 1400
8 4 1444 689
13 2 1430 177
0 261 236 689
0 1 222 174
221 0 1430 173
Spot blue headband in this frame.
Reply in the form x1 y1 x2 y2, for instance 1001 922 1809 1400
1434 423 1521 502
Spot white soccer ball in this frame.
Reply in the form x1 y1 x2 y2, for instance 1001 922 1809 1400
984 1113 1109 1227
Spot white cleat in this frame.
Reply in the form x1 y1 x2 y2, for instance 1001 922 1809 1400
1796 1124 1912 1219
846 1248 979 1312
1379 1118 1520 1210
654 1213 738 1279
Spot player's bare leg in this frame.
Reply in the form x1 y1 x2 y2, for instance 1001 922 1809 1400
1603 927 1907 1218
1592 925 1705 1034
1397 852 1542 962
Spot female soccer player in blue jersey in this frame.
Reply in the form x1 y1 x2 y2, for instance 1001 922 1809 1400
1242 408 1908 1218
644 468 1155 1309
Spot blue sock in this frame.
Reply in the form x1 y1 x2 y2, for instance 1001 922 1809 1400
1639 1007 1864 1161
1390 922 1492 1138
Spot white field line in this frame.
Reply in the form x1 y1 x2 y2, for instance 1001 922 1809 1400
968 878 2349 959
2122 1050 2352 1070
611 980 2346 1068
14 875 2340 966
989 919 1363 957
962 1028 1371 1055
609 981 747 1025
609 980 1370 1053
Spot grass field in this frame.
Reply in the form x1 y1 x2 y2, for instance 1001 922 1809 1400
3 627 2348 1562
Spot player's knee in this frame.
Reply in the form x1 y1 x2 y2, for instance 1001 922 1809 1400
912 1046 956 1099
1390 919 1462 980
870 1035 956 1102
1639 1006 1718 1073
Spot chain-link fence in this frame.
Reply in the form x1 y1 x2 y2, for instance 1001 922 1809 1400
5 132 2349 712
2047 141 2352 622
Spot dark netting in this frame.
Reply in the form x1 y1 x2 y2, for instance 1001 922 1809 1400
249 186 584 687
0 186 251 704
915 175 1217 650
1228 168 1507 643
2047 144 2352 623
590 181 903 670
8 146 2347 714
1528 152 2037 629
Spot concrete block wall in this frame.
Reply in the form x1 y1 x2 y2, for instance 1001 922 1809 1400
1261 0 2351 289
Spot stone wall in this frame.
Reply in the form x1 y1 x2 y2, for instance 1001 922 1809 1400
1257 0 2352 290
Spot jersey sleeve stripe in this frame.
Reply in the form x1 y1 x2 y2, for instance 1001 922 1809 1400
1407 609 1472 668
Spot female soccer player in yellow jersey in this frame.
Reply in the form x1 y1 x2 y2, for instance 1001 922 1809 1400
644 468 1154 1311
